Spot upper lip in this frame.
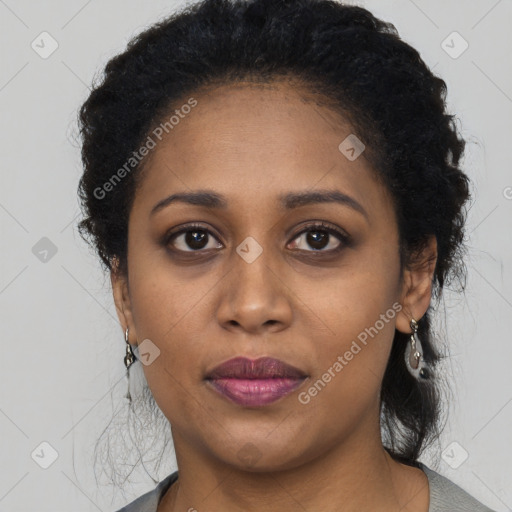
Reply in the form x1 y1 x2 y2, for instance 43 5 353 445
206 357 307 380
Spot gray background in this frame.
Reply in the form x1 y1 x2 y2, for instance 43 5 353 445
0 0 511 510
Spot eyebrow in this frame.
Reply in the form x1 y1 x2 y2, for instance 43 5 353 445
150 189 369 221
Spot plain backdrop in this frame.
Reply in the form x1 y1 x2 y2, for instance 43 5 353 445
0 0 511 510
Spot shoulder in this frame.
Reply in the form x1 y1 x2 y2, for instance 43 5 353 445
419 462 496 512
113 471 178 512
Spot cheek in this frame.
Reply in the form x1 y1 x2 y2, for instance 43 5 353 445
130 273 212 428
127 245 213 340
302 256 401 398
296 312 396 443
312 306 396 389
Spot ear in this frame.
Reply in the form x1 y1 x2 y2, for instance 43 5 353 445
111 257 138 346
395 235 437 334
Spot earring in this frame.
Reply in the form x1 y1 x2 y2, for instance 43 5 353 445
404 318 429 380
123 327 136 402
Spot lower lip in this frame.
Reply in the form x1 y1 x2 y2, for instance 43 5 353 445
207 377 306 406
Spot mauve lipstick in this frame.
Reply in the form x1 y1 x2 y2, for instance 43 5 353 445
205 356 307 407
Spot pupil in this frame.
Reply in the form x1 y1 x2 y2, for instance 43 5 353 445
307 231 328 250
186 230 207 249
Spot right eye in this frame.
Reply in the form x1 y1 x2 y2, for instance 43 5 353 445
165 223 223 252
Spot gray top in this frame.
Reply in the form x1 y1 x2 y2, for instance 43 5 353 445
114 462 496 512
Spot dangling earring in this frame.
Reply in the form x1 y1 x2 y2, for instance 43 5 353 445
405 318 429 380
123 327 136 402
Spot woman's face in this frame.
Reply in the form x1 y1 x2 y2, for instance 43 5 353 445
113 80 432 471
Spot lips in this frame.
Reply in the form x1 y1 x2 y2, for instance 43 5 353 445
206 356 307 380
205 357 307 407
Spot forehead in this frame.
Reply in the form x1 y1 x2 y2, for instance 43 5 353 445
132 80 393 222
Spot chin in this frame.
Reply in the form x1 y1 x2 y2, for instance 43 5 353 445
210 434 313 473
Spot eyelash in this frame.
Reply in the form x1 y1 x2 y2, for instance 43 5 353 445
163 221 350 255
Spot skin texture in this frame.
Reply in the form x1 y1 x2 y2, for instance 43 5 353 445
112 79 437 512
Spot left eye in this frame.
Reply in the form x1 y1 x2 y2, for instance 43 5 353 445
288 224 347 252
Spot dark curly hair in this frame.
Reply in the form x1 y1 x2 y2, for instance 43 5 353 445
77 0 471 483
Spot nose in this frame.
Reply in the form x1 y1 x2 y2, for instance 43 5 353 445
215 249 293 335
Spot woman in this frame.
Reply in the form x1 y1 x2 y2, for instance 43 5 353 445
77 0 496 510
